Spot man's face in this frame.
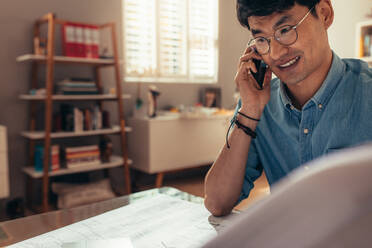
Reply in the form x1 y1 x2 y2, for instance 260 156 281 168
248 4 330 86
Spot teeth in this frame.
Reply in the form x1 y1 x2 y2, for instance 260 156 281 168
279 56 299 68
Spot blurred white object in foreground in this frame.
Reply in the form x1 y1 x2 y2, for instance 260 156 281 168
204 143 372 248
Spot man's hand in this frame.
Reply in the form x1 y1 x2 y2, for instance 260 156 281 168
234 46 272 118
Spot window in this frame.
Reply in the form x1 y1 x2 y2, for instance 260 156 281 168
122 0 219 83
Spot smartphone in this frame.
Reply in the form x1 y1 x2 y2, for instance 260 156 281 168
251 59 267 90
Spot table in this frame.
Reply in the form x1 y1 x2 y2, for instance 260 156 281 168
0 187 236 248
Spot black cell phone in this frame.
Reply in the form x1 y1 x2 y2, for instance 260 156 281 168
251 59 267 90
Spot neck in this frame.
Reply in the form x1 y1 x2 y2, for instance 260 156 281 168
286 50 333 109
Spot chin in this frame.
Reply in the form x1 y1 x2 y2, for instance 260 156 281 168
273 68 308 85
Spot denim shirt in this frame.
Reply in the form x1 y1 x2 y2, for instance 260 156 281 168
233 52 372 202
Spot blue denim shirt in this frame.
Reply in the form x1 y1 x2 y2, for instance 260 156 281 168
233 52 372 202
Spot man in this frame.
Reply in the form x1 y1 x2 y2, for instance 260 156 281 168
204 0 372 216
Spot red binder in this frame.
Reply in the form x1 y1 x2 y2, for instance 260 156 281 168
74 23 85 57
91 25 100 58
62 22 77 57
83 25 93 58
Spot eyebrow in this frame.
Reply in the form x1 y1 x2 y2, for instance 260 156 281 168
251 15 292 36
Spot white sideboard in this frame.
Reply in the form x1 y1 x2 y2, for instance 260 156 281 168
0 125 10 199
127 114 231 178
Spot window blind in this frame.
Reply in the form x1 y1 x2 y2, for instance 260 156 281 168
122 0 218 83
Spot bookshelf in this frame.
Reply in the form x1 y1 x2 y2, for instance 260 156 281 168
355 20 372 66
20 126 132 140
18 13 132 212
16 54 115 66
23 156 132 178
19 94 131 101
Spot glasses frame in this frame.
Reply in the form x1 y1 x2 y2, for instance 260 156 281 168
248 6 315 55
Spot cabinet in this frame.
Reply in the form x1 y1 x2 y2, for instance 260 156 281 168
17 13 131 212
355 20 372 66
127 114 231 187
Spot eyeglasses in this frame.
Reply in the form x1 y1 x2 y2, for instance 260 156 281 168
248 6 315 55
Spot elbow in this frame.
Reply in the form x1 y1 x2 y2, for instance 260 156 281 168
204 196 232 217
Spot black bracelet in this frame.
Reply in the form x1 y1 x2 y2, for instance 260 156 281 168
234 119 257 139
237 111 260 122
226 116 257 149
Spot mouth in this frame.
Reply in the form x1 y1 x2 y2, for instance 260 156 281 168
277 56 301 70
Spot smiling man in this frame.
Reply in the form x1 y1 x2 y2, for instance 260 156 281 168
204 0 372 216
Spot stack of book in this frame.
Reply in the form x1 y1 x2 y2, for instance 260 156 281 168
65 145 100 168
34 145 60 172
56 78 99 95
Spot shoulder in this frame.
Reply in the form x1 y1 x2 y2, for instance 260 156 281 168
342 58 372 85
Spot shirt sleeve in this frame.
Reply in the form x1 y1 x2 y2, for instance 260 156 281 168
230 99 263 205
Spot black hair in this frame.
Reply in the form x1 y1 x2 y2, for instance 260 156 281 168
236 0 320 29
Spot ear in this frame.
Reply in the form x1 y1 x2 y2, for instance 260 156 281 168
317 0 334 30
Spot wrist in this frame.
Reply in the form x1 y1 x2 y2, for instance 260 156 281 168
235 110 260 129
238 107 262 121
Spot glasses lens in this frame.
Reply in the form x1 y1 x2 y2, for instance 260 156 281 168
250 37 269 55
274 25 297 45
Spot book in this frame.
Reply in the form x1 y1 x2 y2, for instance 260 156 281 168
66 151 100 159
93 106 103 130
84 108 92 131
51 145 60 171
102 110 110 128
73 107 84 132
65 145 100 153
61 104 74 131
34 145 60 172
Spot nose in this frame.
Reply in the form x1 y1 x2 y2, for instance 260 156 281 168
269 39 288 61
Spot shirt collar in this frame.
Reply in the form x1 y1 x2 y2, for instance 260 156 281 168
311 52 345 106
279 51 345 109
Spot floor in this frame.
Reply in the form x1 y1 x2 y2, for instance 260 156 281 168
154 168 271 212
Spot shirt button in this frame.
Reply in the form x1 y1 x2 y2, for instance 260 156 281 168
318 104 323 109
290 105 295 110
304 128 309 134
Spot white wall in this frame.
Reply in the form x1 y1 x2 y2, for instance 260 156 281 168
328 0 372 58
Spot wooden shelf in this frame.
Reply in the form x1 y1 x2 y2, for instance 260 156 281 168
20 15 132 212
23 155 133 178
21 126 132 140
19 94 131 101
16 54 115 66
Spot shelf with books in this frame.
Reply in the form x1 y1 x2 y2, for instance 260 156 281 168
21 126 132 140
19 13 132 212
22 155 133 179
16 54 115 66
19 94 131 101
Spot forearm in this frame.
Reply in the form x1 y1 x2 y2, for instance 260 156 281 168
204 113 258 216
